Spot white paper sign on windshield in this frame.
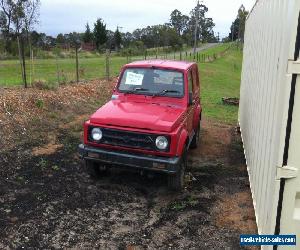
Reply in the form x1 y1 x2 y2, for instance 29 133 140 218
125 72 144 85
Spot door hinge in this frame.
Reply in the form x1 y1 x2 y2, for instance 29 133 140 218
276 166 298 180
287 60 300 74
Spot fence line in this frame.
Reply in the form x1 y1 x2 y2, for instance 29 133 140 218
0 44 234 87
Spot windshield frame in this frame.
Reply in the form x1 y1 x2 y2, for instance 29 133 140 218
117 66 185 98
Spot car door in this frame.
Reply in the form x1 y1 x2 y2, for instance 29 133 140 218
186 68 195 138
192 65 201 127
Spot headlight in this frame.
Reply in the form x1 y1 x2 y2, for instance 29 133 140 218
155 136 168 150
91 128 103 141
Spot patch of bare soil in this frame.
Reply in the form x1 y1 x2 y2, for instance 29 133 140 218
0 82 257 249
214 191 257 233
32 143 63 156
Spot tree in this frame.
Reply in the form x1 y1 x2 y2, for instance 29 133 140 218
200 17 216 42
56 33 65 44
237 5 248 42
0 0 13 52
0 10 6 32
122 32 133 47
114 27 121 51
83 22 93 43
106 29 114 49
23 0 40 40
66 32 81 47
185 2 216 47
93 18 107 50
228 5 249 42
132 28 142 40
0 0 40 87
170 9 189 36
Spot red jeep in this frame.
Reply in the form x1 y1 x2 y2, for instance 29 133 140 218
79 60 202 190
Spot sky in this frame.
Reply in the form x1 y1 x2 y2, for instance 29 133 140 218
38 0 256 39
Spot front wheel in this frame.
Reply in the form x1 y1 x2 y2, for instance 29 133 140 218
167 149 187 191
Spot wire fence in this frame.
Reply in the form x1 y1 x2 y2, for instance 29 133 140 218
0 43 233 88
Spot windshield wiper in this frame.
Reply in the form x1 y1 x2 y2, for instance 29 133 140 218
152 89 180 97
123 87 149 94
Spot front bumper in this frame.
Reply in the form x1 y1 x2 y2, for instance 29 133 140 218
78 144 180 174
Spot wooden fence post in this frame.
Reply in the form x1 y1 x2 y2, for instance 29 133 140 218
105 49 110 81
75 47 79 83
56 55 60 84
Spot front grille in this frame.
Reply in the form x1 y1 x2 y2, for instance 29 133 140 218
88 127 170 152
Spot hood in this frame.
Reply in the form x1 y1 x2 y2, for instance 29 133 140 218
90 100 185 132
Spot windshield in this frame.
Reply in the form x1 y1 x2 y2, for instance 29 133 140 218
118 67 184 97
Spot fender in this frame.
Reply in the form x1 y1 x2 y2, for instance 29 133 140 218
176 128 189 156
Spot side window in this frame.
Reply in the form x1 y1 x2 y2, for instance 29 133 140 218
188 70 194 94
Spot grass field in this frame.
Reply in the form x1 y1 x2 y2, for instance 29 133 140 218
198 43 230 57
0 56 129 86
0 43 231 87
199 48 242 124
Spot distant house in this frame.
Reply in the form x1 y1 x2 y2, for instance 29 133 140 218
81 42 96 51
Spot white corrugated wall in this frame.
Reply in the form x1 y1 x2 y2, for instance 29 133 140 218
239 0 300 242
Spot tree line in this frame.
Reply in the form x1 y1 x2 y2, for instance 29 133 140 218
0 1 219 56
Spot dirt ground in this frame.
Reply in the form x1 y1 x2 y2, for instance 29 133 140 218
0 81 257 249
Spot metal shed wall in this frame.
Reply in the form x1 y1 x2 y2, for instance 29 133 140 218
239 0 300 242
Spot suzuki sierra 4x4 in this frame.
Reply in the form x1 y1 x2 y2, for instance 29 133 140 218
79 60 202 190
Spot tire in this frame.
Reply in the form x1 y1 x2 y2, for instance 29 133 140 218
190 121 200 149
85 160 108 178
168 148 187 191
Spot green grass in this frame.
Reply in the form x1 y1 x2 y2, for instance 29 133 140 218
0 43 230 87
199 48 242 124
199 43 230 57
0 56 129 86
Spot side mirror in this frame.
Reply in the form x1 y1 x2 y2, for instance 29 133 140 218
188 92 194 106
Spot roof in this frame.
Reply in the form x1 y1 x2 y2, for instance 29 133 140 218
125 60 195 71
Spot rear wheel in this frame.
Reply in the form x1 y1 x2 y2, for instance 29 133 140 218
168 149 187 191
190 121 200 149
85 160 108 178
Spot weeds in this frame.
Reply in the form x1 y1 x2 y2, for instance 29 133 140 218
170 196 199 211
35 99 44 109
52 165 60 171
171 202 186 211
37 158 48 169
